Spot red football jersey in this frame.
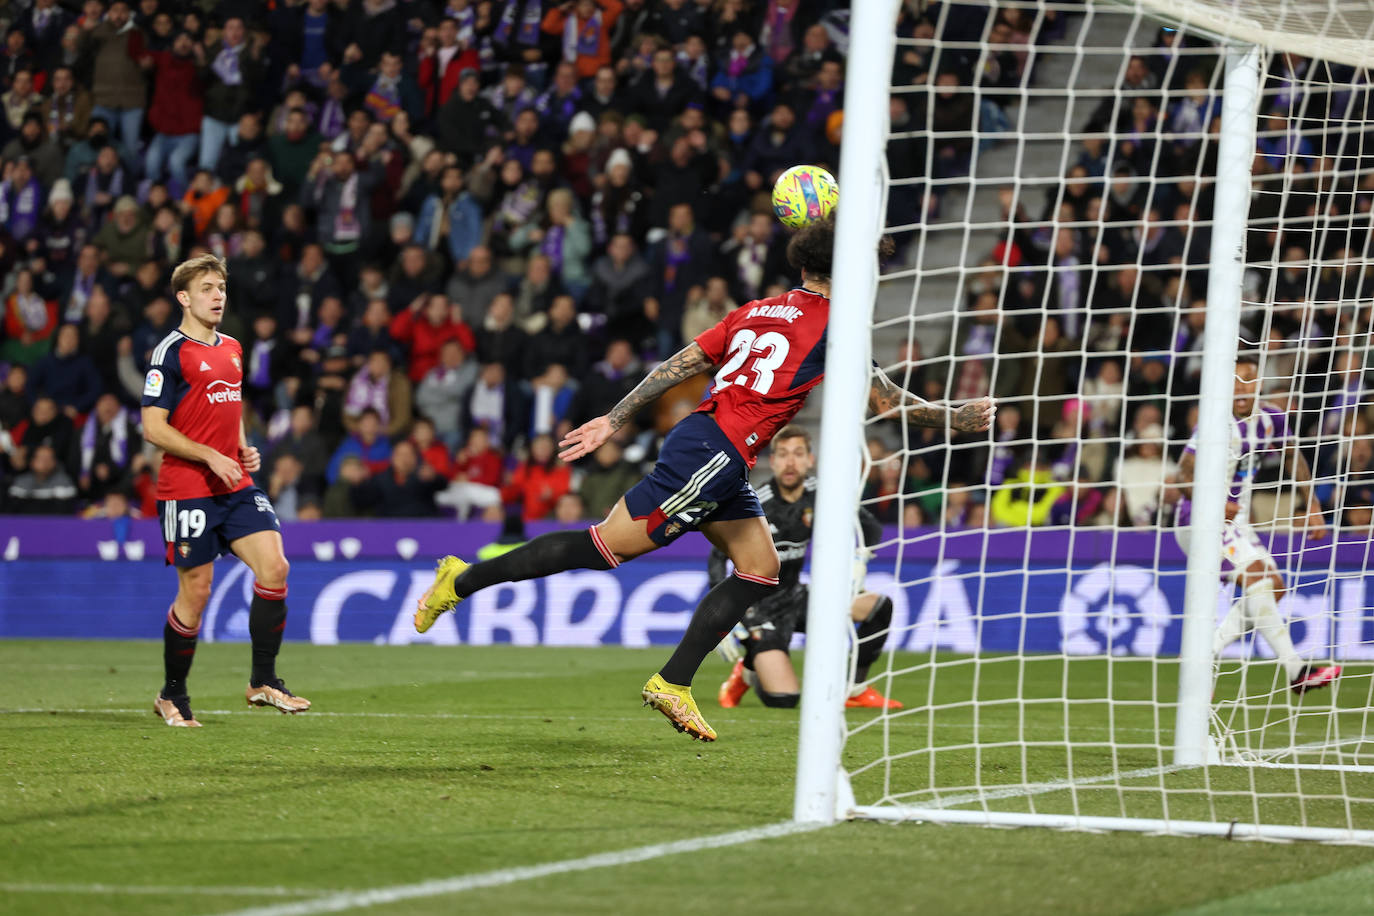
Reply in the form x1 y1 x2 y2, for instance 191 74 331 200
693 287 829 466
142 329 250 500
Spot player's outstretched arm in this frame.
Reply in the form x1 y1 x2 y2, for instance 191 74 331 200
558 342 713 462
142 405 244 489
867 366 995 433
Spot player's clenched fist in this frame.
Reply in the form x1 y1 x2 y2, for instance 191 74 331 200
953 397 996 433
207 451 243 488
240 445 261 474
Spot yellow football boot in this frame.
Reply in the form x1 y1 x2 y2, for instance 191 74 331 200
642 673 717 741
415 556 469 633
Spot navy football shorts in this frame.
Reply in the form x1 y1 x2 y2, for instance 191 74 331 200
623 413 764 545
158 485 280 567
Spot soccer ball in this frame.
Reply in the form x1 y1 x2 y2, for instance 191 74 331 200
771 165 838 230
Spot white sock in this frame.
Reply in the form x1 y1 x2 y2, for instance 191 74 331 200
1214 599 1249 658
1244 579 1304 681
742 668 758 690
848 683 866 699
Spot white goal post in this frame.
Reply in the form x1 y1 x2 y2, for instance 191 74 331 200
797 0 1374 843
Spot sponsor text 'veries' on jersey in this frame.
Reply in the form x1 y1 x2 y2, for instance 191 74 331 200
692 288 828 467
141 329 250 500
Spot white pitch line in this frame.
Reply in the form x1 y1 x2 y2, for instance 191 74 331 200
212 821 824 916
0 707 678 722
921 763 1190 810
1 882 328 898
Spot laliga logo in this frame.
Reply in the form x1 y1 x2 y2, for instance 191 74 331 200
1060 563 1171 656
205 379 242 404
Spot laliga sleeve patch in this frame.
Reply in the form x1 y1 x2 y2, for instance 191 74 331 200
144 368 164 397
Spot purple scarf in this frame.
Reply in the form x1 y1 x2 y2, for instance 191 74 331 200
541 224 566 273
496 0 542 46
0 178 42 240
211 42 244 86
82 407 129 475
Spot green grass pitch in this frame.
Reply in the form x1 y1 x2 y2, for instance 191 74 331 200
3 640 1374 915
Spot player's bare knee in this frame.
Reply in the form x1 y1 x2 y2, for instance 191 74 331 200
178 572 213 615
258 556 290 589
736 550 780 582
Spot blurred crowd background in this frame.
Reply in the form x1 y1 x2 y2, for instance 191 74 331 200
0 0 1370 536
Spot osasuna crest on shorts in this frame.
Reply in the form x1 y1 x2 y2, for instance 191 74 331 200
142 329 251 501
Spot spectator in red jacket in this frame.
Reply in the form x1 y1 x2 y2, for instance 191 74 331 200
141 31 204 193
409 415 454 479
501 433 571 521
436 424 504 520
417 17 479 116
542 0 623 81
388 292 477 383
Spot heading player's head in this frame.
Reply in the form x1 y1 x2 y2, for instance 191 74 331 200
786 215 895 291
769 425 814 491
171 254 229 331
1234 354 1261 418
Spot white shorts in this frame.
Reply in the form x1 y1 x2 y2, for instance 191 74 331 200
1175 521 1274 582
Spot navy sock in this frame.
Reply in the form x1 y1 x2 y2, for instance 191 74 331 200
162 606 198 697
455 529 615 600
249 583 287 686
659 574 778 686
853 596 894 685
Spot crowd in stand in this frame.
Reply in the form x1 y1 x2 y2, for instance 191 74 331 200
0 0 871 519
2 0 1366 535
862 11 1374 534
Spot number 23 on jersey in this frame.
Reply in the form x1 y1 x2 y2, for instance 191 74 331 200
714 330 791 394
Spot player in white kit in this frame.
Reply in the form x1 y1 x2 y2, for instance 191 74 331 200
1175 356 1340 694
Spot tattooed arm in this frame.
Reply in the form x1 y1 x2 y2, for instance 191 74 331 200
558 342 713 462
868 366 996 433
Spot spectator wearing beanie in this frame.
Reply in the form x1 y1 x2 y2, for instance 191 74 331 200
80 1 147 153
33 178 84 274
142 30 205 194
92 195 149 277
436 68 498 163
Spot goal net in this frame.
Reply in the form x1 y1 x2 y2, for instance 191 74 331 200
798 0 1374 842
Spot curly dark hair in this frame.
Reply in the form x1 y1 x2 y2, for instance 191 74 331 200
785 214 895 282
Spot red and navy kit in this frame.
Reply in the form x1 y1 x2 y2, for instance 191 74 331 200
692 288 829 467
621 288 829 547
142 329 278 567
